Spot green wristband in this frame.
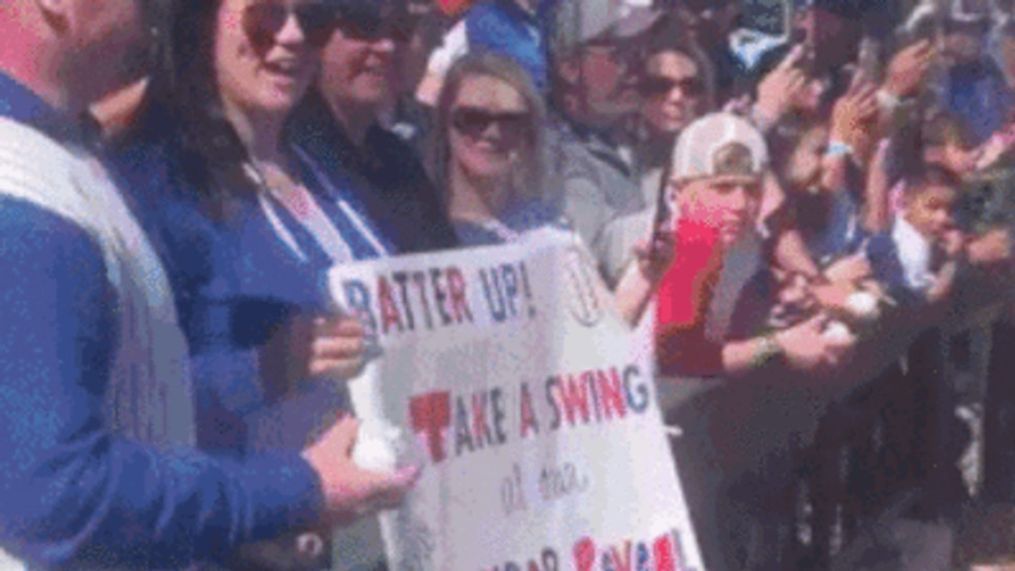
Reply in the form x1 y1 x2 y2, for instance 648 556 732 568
751 333 783 369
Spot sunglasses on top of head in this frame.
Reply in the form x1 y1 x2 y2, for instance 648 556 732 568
334 8 416 43
450 107 531 138
242 1 339 51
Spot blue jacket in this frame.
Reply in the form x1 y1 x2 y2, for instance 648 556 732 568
0 73 322 568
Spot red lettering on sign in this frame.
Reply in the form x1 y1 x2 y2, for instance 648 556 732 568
409 391 451 463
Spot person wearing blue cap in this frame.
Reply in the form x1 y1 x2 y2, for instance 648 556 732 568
464 0 558 93
418 0 556 102
937 0 1015 143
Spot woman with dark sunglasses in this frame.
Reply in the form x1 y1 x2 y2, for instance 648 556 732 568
626 37 713 208
287 0 459 257
432 52 674 326
106 0 420 567
594 36 713 288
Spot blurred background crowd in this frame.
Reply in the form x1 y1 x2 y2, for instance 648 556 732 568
93 0 1015 568
4 0 1015 568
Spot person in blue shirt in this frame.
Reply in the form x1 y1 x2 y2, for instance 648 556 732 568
866 166 966 307
465 0 556 93
112 0 424 566
0 0 415 568
419 0 555 101
938 3 1015 144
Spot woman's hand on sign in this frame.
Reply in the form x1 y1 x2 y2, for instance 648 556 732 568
309 315 368 380
302 416 421 526
259 313 368 400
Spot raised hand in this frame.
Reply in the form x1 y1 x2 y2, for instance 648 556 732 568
974 122 1015 171
633 221 677 283
831 76 880 162
755 45 810 127
883 40 934 99
967 228 1014 268
614 222 678 327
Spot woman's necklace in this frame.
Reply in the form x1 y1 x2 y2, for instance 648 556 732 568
242 159 355 264
244 161 312 219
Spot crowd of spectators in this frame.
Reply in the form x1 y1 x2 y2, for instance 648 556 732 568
1 0 1015 568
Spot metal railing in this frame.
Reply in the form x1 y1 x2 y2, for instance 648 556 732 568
665 298 1011 570
784 311 1004 569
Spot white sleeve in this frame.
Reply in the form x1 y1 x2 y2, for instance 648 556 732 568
416 20 470 106
426 20 470 78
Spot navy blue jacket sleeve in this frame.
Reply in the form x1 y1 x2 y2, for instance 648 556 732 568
0 198 323 568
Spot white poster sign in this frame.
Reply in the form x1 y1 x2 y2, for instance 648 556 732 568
325 230 703 571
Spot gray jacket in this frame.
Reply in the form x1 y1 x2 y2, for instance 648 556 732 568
544 116 648 284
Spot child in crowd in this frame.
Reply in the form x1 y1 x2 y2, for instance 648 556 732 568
867 166 966 306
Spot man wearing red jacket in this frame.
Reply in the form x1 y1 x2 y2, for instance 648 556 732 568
656 113 855 378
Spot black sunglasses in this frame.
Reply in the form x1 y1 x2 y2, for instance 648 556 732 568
242 1 339 51
450 106 531 137
640 74 704 97
336 6 416 43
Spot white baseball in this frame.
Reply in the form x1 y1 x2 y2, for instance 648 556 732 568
823 321 854 345
845 291 880 322
352 422 401 474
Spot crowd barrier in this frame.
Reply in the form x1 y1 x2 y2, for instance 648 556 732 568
662 280 1013 570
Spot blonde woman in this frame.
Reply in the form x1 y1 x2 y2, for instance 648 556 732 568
430 53 673 325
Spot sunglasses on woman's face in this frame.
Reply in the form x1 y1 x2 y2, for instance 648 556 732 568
641 74 704 97
450 106 530 138
242 1 339 51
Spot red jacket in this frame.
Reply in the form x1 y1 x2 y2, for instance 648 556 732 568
434 0 474 16
656 219 727 377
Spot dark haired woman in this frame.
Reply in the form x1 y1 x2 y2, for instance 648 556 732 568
106 0 420 566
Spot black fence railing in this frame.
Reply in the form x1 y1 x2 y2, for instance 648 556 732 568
666 302 1011 571
785 317 1002 570
790 333 942 569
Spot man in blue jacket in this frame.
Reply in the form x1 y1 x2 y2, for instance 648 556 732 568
0 1 416 568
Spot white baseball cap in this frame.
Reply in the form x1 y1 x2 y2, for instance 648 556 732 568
550 0 662 57
948 0 991 23
670 113 769 182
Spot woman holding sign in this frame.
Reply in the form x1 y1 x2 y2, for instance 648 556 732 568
108 0 421 567
430 53 673 325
